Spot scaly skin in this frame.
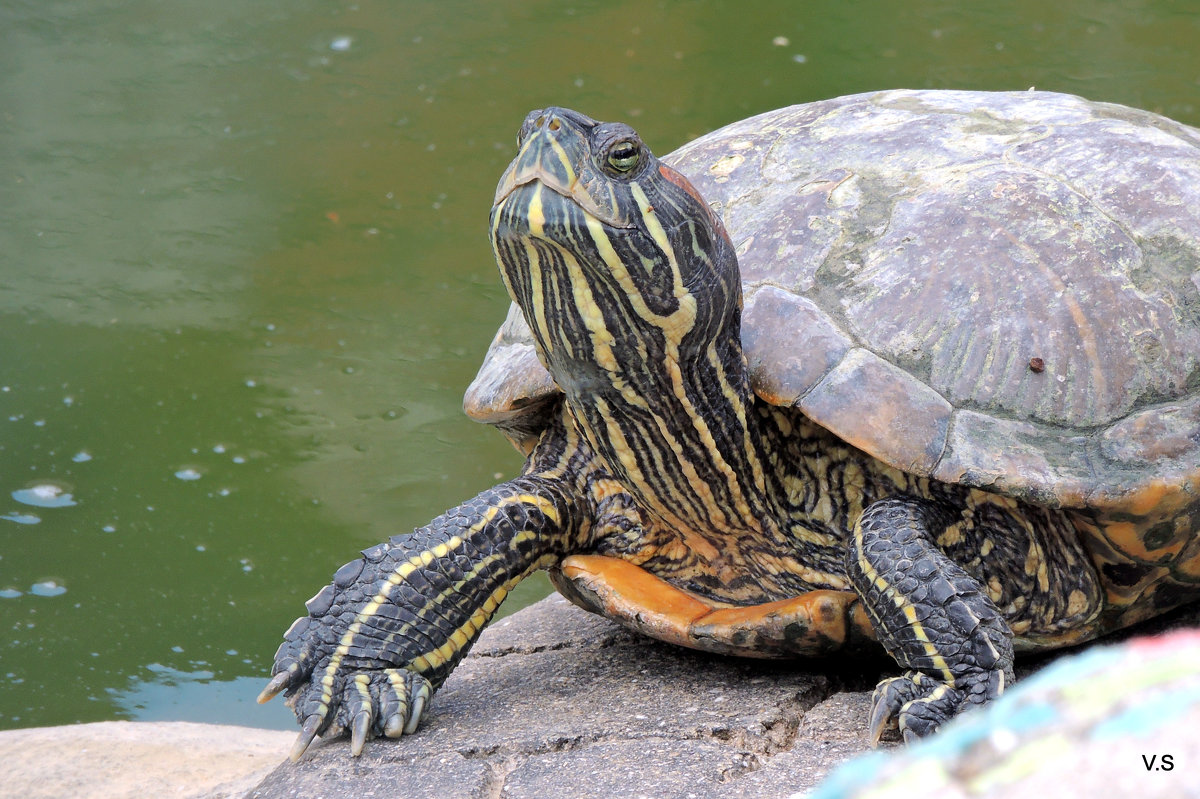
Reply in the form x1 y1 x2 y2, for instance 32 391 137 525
847 498 1014 742
258 414 593 758
261 105 1174 757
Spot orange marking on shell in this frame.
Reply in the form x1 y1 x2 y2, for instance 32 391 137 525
693 589 869 647
561 554 710 630
1122 480 1174 517
1102 517 1188 561
1175 537 1200 580
560 554 878 656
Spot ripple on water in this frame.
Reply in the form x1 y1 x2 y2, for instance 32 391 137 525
30 580 67 597
108 664 296 728
1 511 41 525
11 483 77 508
174 467 203 481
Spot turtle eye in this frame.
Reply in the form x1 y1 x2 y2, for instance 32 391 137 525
606 140 641 173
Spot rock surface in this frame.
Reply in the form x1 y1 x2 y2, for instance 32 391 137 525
249 594 889 799
4 596 1197 799
0 720 292 799
249 594 1200 799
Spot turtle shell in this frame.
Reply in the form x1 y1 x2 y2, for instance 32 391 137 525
465 90 1200 515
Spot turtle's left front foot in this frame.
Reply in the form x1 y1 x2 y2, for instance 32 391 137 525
847 497 1015 743
261 660 433 760
256 588 436 760
869 667 1007 743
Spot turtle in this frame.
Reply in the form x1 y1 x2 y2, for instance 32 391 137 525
259 89 1200 759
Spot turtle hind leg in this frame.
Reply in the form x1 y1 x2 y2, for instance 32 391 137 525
552 554 876 658
847 497 1014 743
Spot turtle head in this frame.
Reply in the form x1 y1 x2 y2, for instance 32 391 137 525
490 108 762 538
490 107 743 398
493 107 642 229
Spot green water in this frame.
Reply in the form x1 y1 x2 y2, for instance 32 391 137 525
1 0 1197 731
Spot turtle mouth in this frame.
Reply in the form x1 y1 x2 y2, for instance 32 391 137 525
490 180 596 252
493 171 633 230
492 113 635 230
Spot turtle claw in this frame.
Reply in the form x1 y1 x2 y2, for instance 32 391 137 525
868 671 954 744
375 669 432 739
867 677 904 745
867 669 1005 744
383 713 406 738
289 714 323 762
406 684 430 735
350 710 372 757
276 666 434 757
257 669 294 705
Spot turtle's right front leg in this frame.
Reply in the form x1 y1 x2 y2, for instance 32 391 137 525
258 470 586 760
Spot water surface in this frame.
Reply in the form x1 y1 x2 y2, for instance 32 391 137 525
2 0 1197 730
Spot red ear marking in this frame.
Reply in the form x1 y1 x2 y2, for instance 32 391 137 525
658 164 733 248
658 164 707 206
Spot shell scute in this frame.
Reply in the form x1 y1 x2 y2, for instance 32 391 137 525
471 90 1200 510
464 303 555 452
931 410 1094 508
741 286 850 406
1099 393 1200 467
799 347 951 478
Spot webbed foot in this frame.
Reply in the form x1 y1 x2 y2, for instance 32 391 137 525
868 667 1006 743
848 497 1016 744
259 655 432 760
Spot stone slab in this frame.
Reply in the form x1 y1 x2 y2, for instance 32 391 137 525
2 596 1196 799
0 720 293 799
248 595 887 799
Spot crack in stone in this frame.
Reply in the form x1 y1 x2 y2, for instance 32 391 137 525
477 754 524 799
711 679 832 782
471 640 579 658
453 677 837 795
456 732 611 761
470 628 631 659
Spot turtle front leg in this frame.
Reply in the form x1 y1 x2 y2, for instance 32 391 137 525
846 497 1015 743
258 461 588 759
